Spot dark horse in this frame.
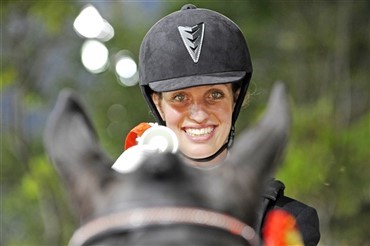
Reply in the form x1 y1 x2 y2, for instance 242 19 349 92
44 83 290 245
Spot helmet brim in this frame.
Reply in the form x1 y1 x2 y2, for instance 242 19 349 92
148 71 247 92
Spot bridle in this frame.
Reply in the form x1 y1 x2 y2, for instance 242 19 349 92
69 207 259 245
69 206 260 245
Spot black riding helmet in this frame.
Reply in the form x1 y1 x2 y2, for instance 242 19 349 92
139 4 253 162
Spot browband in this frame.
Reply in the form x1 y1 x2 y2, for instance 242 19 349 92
69 206 259 245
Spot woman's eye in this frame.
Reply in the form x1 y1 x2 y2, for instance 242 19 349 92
210 90 224 100
173 94 186 102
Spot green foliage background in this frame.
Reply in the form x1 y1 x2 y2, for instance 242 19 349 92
1 1 369 245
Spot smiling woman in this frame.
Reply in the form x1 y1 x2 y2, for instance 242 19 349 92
152 84 235 166
139 4 252 165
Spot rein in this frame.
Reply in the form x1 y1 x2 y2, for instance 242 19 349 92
69 206 259 245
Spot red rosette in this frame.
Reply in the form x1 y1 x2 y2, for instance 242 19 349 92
262 209 304 246
124 122 152 150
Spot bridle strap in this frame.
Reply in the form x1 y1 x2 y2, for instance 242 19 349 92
69 206 259 245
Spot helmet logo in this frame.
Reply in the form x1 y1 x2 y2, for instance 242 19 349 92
178 23 205 63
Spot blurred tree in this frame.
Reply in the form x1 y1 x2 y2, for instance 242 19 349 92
1 2 81 245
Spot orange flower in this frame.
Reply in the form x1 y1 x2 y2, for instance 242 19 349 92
263 209 304 246
124 122 152 150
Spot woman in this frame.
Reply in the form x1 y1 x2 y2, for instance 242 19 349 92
138 4 320 245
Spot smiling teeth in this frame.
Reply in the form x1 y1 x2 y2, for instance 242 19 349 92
186 127 214 136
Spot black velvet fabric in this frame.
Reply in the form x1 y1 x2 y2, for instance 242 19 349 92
139 6 252 89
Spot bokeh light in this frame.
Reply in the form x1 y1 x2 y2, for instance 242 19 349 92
115 51 139 86
73 4 114 41
81 40 109 73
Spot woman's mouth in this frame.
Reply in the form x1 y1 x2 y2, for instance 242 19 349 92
184 126 215 137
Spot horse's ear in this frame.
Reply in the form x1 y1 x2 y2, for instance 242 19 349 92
228 82 291 191
44 89 114 218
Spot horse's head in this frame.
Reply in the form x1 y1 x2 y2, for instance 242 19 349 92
44 82 290 245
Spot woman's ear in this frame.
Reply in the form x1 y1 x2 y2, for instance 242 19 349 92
151 93 165 120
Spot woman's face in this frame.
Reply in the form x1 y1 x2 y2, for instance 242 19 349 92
152 84 235 163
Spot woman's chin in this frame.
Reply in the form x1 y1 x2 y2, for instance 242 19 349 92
181 146 215 159
181 145 228 164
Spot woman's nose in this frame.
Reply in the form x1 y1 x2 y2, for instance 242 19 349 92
188 104 209 123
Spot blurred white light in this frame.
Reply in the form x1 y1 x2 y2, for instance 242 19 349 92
73 4 114 41
81 40 109 73
74 5 103 38
116 57 137 79
115 52 138 86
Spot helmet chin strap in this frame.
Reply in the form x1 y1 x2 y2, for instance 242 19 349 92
180 126 235 163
